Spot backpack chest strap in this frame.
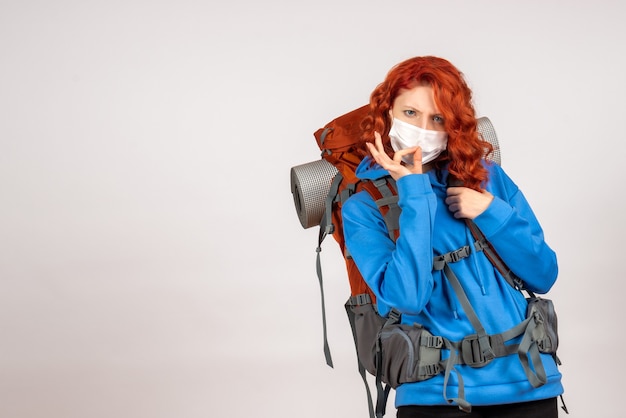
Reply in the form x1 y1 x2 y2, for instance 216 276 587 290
434 246 496 362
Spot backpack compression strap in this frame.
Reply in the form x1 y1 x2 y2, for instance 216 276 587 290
315 173 345 368
316 171 361 368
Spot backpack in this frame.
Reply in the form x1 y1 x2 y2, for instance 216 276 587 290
289 106 561 416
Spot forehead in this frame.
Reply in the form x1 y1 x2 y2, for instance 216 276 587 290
393 85 439 112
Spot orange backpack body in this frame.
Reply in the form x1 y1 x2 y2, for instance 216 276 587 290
290 105 403 369
312 104 380 303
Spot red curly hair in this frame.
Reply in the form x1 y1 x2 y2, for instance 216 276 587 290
359 56 493 191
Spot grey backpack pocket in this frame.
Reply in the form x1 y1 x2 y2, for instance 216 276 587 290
378 324 443 388
526 297 559 355
349 302 386 375
518 296 561 388
347 300 443 388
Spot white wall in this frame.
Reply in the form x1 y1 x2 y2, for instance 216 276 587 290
1 1 623 417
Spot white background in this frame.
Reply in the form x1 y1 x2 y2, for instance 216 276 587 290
1 1 623 417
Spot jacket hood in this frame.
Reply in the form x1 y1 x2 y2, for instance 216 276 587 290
355 156 449 188
355 156 388 180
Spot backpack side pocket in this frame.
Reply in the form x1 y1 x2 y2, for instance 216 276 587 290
378 324 443 388
526 297 559 355
349 302 386 375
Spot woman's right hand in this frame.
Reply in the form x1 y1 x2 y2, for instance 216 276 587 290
366 131 424 180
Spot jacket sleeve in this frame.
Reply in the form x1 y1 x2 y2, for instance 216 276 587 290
342 174 437 316
473 164 558 294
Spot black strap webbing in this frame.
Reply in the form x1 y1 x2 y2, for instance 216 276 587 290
465 220 531 294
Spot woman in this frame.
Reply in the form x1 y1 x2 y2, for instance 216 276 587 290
342 56 564 417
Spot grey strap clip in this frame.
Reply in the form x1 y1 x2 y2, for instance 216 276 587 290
348 293 372 306
447 245 471 263
433 245 471 270
421 335 444 349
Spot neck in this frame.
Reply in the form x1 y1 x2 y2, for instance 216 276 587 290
422 161 435 173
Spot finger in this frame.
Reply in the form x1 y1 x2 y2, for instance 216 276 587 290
394 146 418 163
412 147 422 164
369 132 385 161
446 187 464 196
366 141 377 156
446 201 465 218
374 131 385 152
368 145 393 170
409 147 423 174
367 143 384 166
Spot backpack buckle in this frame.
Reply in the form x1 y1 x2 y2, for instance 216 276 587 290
421 335 444 349
447 246 470 263
352 293 371 306
460 334 495 367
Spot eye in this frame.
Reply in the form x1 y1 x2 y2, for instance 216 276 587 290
433 115 445 125
403 109 416 117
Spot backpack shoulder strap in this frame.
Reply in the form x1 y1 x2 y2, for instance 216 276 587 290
361 176 401 242
465 219 530 294
446 174 530 295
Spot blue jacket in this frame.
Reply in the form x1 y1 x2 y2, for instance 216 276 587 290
342 157 563 407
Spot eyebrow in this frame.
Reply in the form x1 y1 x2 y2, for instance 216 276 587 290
401 105 422 113
402 106 443 118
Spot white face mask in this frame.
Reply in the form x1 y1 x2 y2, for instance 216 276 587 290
388 118 448 165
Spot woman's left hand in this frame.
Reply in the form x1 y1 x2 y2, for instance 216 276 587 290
445 187 494 219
